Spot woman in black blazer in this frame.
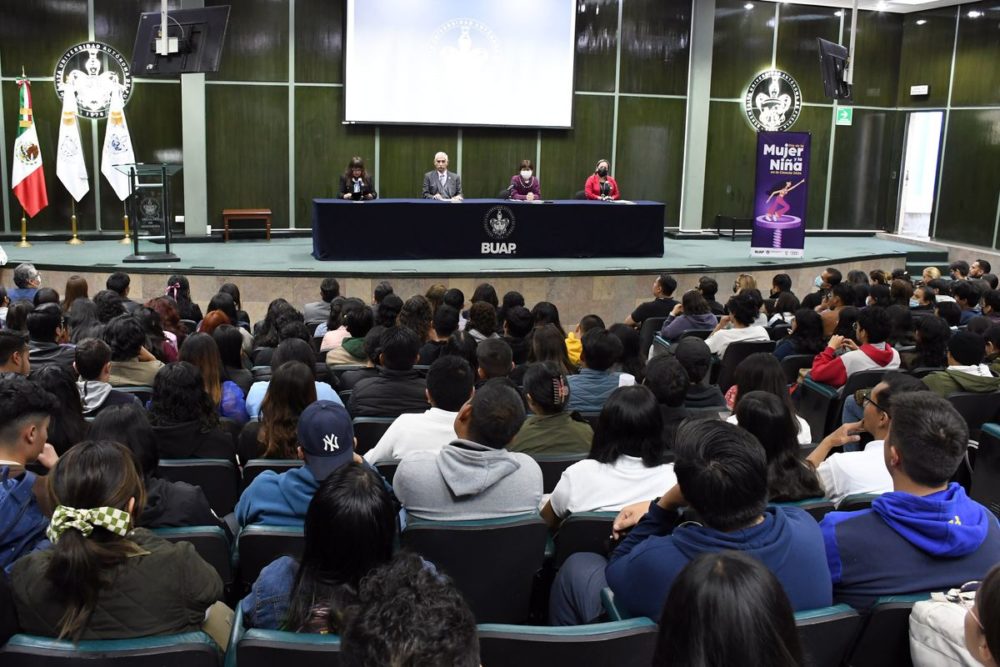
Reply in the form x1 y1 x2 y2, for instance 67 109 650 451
338 156 377 200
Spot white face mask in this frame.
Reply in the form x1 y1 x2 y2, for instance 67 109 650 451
520 170 532 180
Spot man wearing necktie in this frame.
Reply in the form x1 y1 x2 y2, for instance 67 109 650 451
422 152 463 201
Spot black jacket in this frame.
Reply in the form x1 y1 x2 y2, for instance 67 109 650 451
338 175 378 200
140 476 222 530
348 367 429 417
151 419 236 462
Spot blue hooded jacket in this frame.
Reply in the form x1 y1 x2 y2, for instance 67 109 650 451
605 503 832 620
821 483 1000 608
235 466 319 528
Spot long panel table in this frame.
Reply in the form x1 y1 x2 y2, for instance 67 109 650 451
311 198 665 261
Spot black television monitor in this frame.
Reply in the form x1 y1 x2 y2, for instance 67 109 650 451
817 38 852 101
131 6 230 76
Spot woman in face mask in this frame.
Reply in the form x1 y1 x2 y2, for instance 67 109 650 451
508 159 541 201
584 158 620 201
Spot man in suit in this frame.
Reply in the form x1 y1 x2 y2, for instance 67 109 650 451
422 152 463 201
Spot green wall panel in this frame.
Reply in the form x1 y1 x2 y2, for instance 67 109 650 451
208 0 289 82
0 3 88 78
95 0 181 58
614 96 686 225
827 109 903 230
774 4 841 105
793 105 832 230
850 11 902 108
952 3 1000 107
295 0 343 84
294 86 374 228
205 85 288 227
462 129 538 200
934 110 1000 248
378 127 457 199
539 95 614 201
897 8 956 108
619 0 690 96
701 101 756 227
574 0 618 93
711 0 774 100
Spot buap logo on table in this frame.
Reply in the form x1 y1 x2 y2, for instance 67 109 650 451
482 205 517 255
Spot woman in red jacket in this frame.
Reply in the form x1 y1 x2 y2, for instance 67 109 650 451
584 159 620 201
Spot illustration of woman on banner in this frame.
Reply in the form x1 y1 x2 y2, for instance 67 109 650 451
764 179 805 221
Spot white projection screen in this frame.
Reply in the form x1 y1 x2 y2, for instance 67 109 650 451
344 0 577 128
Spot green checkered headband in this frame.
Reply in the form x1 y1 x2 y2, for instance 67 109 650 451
46 505 132 543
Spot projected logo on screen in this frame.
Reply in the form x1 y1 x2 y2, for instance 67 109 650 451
54 42 133 119
743 70 801 133
429 18 500 74
482 205 517 255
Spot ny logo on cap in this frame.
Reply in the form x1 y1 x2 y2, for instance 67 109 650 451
323 434 340 452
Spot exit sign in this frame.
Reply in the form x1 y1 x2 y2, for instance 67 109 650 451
836 106 854 126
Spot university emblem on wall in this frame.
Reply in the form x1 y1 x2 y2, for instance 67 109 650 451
744 70 801 132
54 42 133 119
483 205 516 240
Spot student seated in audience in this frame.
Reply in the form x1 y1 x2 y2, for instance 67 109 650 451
337 326 383 392
911 284 937 312
773 308 825 361
148 362 237 461
242 463 395 631
393 379 542 521
982 290 1000 324
303 277 340 324
820 392 1000 608
103 313 165 387
954 280 984 326
325 300 374 366
965 562 1000 666
348 326 429 417
642 355 689 450
31 366 89 456
624 273 679 329
213 324 253 396
807 372 927 506
238 361 317 463
902 316 950 370
509 361 593 456
418 304 460 365
923 331 1000 396
735 392 822 502
237 400 356 528
705 292 770 358
246 338 342 419
474 337 514 387
726 352 811 444
502 304 533 365
671 336 726 409
986 327 1000 376
180 332 247 426
697 276 727 317
810 306 900 389
11 440 222 640
653 552 804 667
89 404 221 530
939 301 964 330
364 355 473 465
25 302 75 373
564 313 604 368
659 290 718 343
398 295 433 347
465 300 499 343
0 375 57 571
550 419 831 625
318 296 349 351
340 552 479 667
766 291 800 326
206 292 254 354
610 322 646 383
165 274 203 324
7 262 41 303
565 328 635 413
816 283 855 338
0 329 30 375
541 385 675 530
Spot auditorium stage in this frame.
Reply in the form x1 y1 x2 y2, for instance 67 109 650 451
0 233 940 327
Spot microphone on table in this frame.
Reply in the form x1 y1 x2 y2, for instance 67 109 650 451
501 184 516 200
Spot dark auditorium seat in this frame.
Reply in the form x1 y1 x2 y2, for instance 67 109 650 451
228 605 340 667
236 524 305 594
780 354 814 385
553 511 616 567
946 390 1000 441
772 498 835 522
798 369 887 439
972 423 1000 518
151 526 233 594
114 385 154 405
532 453 586 493
845 594 930 667
157 458 239 516
351 416 396 456
637 317 667 360
477 618 658 667
837 493 880 512
794 604 863 667
0 632 221 666
714 340 775 393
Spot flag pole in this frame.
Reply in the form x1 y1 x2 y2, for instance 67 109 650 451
121 201 132 244
67 199 83 245
17 208 31 248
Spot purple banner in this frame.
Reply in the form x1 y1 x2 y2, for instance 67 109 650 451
751 131 810 258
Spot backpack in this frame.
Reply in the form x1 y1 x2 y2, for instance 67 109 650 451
0 466 47 570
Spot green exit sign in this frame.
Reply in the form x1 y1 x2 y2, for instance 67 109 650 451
836 107 854 126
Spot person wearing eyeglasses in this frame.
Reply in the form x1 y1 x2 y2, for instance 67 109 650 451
809 306 901 390
966 565 1000 665
818 392 1000 609
805 373 927 507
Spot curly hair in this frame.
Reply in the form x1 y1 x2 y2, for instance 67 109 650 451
148 361 219 430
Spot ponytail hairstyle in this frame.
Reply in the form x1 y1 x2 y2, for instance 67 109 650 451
165 274 191 304
44 440 146 641
522 362 570 416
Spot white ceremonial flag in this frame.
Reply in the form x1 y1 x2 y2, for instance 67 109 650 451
56 84 89 202
100 84 135 201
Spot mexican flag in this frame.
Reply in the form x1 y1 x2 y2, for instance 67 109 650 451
11 77 48 217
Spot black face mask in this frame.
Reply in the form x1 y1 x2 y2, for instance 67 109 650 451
597 167 608 177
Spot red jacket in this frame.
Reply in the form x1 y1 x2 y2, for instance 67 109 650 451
584 174 620 200
810 343 901 388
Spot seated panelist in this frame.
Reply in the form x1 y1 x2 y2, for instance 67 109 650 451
508 159 541 201
584 158 620 201
422 151 463 201
338 156 377 201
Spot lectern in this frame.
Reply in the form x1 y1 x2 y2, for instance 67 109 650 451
115 162 182 263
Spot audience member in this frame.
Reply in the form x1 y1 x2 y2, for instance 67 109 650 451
474 337 514 386
180 332 248 425
349 326 428 417
238 361 317 463
8 263 41 303
242 463 395 631
237 400 355 527
26 302 75 373
624 273 678 327
801 267 842 310
219 282 249 326
374 293 402 329
0 329 30 375
106 271 139 313
103 314 164 387
206 292 253 353
509 361 593 456
65 298 102 344
30 365 88 456
773 308 825 361
10 440 222 640
425 283 446 313
542 386 675 529
565 313 604 367
609 322 647 384
660 290 720 342
418 304 459 364
502 304 533 365
364 355 474 465
394 379 542 520
566 328 634 412
213 324 253 396
971 259 992 279
951 260 972 280
165 274 203 323
983 290 1000 324
922 266 941 284
398 295 433 344
912 284 937 312
705 292 770 358
147 296 188 349
465 300 499 342
325 300 374 366
135 306 177 363
642 355 689 450
811 306 900 389
923 331 1000 396
671 336 726 409
303 277 340 323
817 283 855 338
4 301 32 333
318 296 351 351
726 353 811 444
953 280 984 326
32 287 60 308
939 301 964 328
767 292 800 326
93 289 126 324
148 362 236 461
698 276 727 316
820 392 1000 608
247 338 342 419
653 552 804 667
